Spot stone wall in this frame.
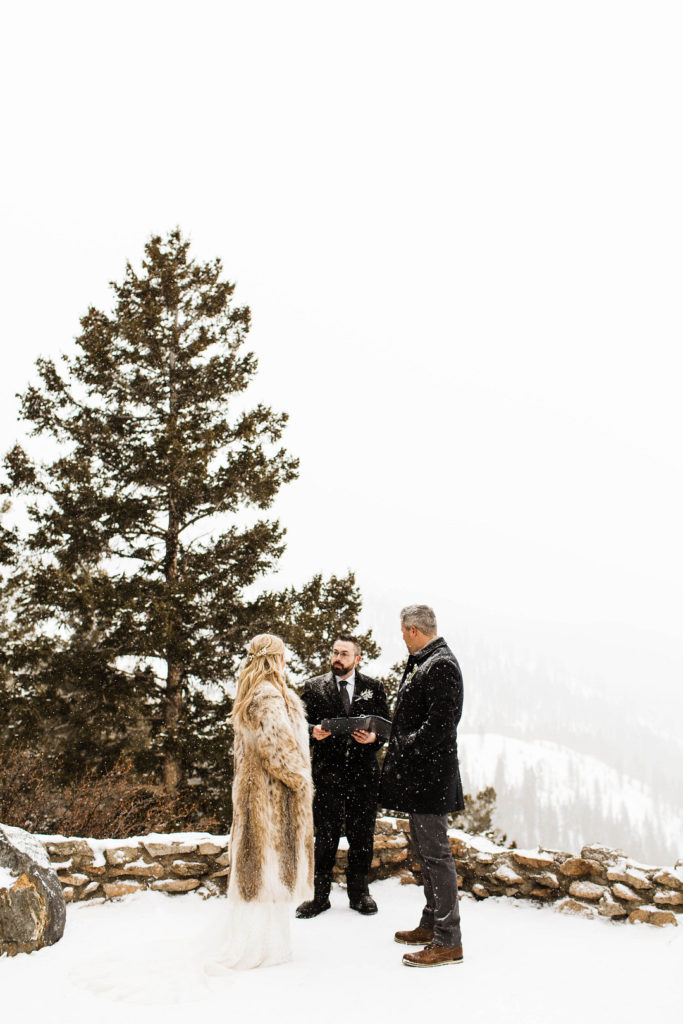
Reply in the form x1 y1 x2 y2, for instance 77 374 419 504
444 830 683 927
39 818 682 927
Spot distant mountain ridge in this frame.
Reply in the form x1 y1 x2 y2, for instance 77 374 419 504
460 732 683 865
459 635 683 814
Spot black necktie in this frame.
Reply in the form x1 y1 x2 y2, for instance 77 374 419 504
339 679 351 715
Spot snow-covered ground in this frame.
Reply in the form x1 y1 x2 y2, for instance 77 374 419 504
2 878 680 1023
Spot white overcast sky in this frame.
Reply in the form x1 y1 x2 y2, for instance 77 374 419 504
2 1 682 688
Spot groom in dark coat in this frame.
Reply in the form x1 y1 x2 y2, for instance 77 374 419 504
296 635 390 918
381 604 465 968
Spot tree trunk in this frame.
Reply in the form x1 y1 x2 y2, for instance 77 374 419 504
163 661 183 796
163 316 183 798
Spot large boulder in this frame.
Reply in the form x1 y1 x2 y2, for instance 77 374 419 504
0 824 66 956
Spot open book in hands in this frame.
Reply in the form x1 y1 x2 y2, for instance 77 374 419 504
319 715 393 741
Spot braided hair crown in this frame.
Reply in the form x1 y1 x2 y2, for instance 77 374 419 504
245 633 285 664
232 633 291 728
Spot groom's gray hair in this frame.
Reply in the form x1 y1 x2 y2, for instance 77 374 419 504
400 604 438 636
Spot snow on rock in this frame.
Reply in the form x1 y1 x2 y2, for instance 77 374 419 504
611 883 641 903
105 846 144 867
512 848 556 868
40 831 230 869
493 863 524 885
598 895 628 918
1 825 51 869
0 863 17 889
580 843 624 864
448 828 499 853
606 863 653 890
653 889 683 907
568 881 605 901
653 869 683 892
557 897 596 919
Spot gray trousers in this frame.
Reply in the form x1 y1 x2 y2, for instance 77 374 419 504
409 812 462 948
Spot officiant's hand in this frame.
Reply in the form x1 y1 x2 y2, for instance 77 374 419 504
312 725 331 740
351 730 376 744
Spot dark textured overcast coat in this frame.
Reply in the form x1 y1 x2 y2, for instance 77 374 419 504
300 670 391 788
380 637 464 814
229 682 314 904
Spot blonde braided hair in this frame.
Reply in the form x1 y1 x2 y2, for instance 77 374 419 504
232 633 298 728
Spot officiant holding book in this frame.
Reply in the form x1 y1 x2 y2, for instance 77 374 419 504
296 635 391 919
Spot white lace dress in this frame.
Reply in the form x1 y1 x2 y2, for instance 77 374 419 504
205 890 292 972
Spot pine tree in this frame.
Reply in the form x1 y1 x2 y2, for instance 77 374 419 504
274 572 380 680
2 230 379 818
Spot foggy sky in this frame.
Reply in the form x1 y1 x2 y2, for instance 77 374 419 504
2 1 681 700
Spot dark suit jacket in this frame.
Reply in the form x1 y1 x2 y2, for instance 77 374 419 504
380 637 464 814
300 670 391 791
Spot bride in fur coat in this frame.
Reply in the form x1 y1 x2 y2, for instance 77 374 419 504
69 633 314 999
211 633 314 970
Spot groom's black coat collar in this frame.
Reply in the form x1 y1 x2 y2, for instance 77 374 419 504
406 635 447 667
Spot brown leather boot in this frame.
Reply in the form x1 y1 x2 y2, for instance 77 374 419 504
394 926 435 946
402 943 464 967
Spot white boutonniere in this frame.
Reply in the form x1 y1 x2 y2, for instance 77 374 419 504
359 689 373 701
407 665 419 682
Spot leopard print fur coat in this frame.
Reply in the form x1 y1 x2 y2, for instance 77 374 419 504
229 682 314 904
